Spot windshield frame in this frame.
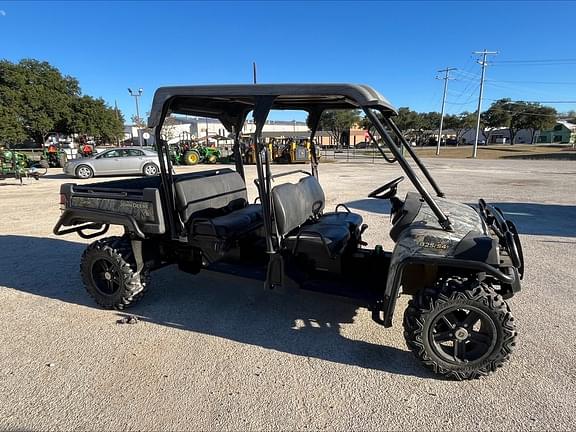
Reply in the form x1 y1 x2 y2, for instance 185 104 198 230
362 107 453 231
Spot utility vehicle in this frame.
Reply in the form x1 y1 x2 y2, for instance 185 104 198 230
54 84 524 380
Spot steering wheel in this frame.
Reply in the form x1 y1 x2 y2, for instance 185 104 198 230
368 176 405 199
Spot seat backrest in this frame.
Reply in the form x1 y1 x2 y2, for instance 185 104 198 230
174 169 248 222
271 175 325 236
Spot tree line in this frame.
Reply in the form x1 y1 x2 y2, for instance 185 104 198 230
0 59 124 147
317 100 561 147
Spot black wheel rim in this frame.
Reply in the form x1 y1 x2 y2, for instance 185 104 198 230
429 305 497 365
91 258 121 295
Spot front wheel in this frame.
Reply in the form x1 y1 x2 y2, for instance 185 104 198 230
403 279 517 380
76 164 93 179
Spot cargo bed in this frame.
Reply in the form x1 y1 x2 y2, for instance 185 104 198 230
54 169 235 238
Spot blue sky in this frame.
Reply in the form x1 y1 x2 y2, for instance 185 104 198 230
1 1 575 121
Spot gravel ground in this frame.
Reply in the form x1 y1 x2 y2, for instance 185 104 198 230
0 158 575 431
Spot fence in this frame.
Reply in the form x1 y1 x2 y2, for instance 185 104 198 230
319 145 388 163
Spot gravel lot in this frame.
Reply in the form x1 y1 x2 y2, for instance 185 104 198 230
1 158 575 431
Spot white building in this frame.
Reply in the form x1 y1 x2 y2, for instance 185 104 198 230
124 117 310 146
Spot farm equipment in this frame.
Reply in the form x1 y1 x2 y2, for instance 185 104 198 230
269 138 312 164
54 84 524 380
44 144 69 168
182 144 221 165
0 148 47 182
165 140 221 166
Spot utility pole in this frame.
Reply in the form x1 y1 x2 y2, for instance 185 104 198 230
435 67 457 155
253 62 257 84
128 88 144 147
472 50 497 158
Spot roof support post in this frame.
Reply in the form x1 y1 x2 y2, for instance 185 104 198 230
154 103 181 239
306 108 323 178
253 96 276 253
231 115 248 181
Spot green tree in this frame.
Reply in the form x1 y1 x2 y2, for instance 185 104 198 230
0 58 124 146
482 98 512 143
64 96 124 143
444 112 477 145
1 59 80 144
316 109 360 147
515 104 557 144
482 99 555 144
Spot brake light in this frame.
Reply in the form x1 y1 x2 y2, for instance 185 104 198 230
59 193 67 211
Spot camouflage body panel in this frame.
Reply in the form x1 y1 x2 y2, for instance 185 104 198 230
70 196 157 223
385 193 489 296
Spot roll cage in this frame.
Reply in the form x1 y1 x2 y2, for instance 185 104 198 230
147 84 453 243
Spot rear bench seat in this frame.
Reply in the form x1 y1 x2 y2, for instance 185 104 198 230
173 169 262 239
271 175 363 259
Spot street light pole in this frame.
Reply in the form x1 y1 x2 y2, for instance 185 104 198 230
128 88 144 147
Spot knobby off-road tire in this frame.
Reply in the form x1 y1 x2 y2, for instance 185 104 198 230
403 278 517 380
80 236 150 309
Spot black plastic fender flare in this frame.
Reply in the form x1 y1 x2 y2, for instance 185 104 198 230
53 208 146 239
374 255 517 327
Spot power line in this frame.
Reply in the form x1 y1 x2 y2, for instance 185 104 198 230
484 80 558 99
446 83 481 106
492 58 576 63
486 79 576 85
453 70 481 79
449 59 481 106
486 98 576 105
492 61 576 67
487 108 559 118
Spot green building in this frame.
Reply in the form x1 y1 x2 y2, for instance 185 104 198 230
538 121 576 144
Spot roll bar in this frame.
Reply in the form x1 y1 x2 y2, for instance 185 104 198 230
364 108 453 231
152 93 454 241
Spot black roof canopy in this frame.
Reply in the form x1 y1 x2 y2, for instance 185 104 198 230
147 83 397 129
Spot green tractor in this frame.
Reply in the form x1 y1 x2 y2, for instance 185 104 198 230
0 148 46 182
183 144 221 165
43 144 68 168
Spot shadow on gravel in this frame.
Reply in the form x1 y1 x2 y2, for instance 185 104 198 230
0 234 430 379
344 199 391 215
487 202 576 237
502 152 576 161
42 173 72 179
0 235 92 307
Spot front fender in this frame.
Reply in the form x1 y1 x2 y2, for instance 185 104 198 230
375 227 514 327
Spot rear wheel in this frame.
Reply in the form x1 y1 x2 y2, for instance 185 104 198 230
403 278 516 380
80 236 150 309
184 150 200 165
37 159 49 169
76 164 93 179
142 163 159 176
